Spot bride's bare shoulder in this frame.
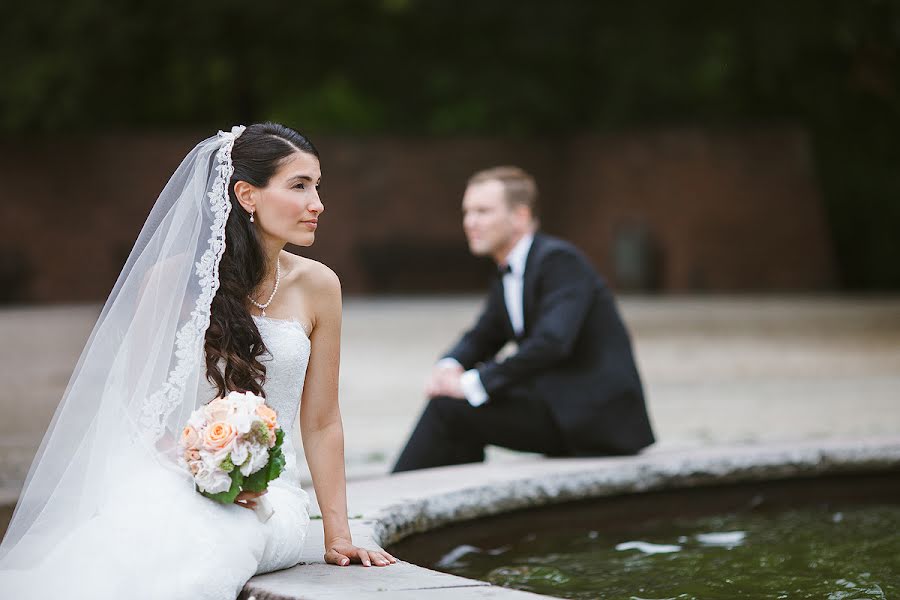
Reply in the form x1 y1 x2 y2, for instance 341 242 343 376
281 251 341 297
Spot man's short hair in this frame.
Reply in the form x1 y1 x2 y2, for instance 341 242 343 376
468 166 539 216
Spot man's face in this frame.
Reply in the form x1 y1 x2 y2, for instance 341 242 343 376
462 180 519 258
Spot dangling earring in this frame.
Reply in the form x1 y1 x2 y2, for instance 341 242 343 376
249 208 255 223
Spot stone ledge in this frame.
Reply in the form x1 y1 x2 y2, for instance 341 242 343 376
243 435 900 599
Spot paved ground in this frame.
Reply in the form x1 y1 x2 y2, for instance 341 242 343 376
2 295 900 509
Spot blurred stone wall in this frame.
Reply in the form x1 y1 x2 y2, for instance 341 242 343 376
0 127 834 302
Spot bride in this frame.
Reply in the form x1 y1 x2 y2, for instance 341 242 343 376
0 122 396 598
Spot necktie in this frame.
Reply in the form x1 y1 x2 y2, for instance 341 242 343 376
497 264 512 277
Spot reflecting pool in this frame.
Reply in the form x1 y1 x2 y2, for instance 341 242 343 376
391 472 900 600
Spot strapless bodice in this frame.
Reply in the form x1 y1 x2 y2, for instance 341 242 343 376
198 315 311 485
251 315 311 434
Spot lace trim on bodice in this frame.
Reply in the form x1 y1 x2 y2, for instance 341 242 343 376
252 314 312 338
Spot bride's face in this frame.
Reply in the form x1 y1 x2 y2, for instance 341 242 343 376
254 151 323 247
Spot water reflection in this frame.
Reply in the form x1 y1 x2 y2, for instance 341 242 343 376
694 530 746 548
615 541 682 554
437 505 900 599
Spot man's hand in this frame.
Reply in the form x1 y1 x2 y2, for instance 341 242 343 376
425 362 464 398
438 373 466 399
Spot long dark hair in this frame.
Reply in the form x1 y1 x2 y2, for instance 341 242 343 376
204 122 319 398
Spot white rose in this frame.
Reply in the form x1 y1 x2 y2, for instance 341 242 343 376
230 410 256 436
193 461 232 494
203 469 233 495
192 460 209 483
187 410 208 433
199 442 233 471
218 447 236 468
240 443 270 476
230 441 249 467
242 390 264 405
226 390 256 406
204 397 238 422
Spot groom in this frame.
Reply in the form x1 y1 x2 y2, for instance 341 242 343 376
392 166 655 472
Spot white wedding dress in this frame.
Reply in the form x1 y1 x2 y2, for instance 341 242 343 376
1 315 312 599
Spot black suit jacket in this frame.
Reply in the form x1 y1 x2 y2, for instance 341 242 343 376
444 232 655 456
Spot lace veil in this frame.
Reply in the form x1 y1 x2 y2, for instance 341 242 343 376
0 126 246 566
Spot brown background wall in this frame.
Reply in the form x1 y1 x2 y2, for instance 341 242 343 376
0 127 834 303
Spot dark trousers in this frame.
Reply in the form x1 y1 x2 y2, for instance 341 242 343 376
391 393 570 473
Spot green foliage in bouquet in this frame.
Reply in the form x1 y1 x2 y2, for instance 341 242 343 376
243 428 286 493
199 428 286 504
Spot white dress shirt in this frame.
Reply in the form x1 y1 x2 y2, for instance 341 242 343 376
441 233 534 407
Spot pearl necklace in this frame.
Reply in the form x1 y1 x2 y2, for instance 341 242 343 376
248 258 281 317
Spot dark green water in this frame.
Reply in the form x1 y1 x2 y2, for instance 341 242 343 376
438 504 900 599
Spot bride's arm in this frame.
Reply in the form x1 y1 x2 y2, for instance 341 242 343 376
298 263 396 568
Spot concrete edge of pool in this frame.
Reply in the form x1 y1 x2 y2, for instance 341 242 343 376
242 435 900 600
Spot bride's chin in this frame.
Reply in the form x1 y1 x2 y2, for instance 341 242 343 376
291 234 315 247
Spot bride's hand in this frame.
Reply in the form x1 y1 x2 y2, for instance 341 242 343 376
325 538 398 567
234 489 267 509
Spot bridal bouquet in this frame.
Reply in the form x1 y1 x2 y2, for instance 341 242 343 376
179 390 286 509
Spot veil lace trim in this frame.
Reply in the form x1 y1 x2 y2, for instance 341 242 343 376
138 125 246 440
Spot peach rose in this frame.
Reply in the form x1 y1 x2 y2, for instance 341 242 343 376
184 449 201 462
204 397 236 422
202 421 237 451
189 461 201 475
181 425 200 449
255 405 278 430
